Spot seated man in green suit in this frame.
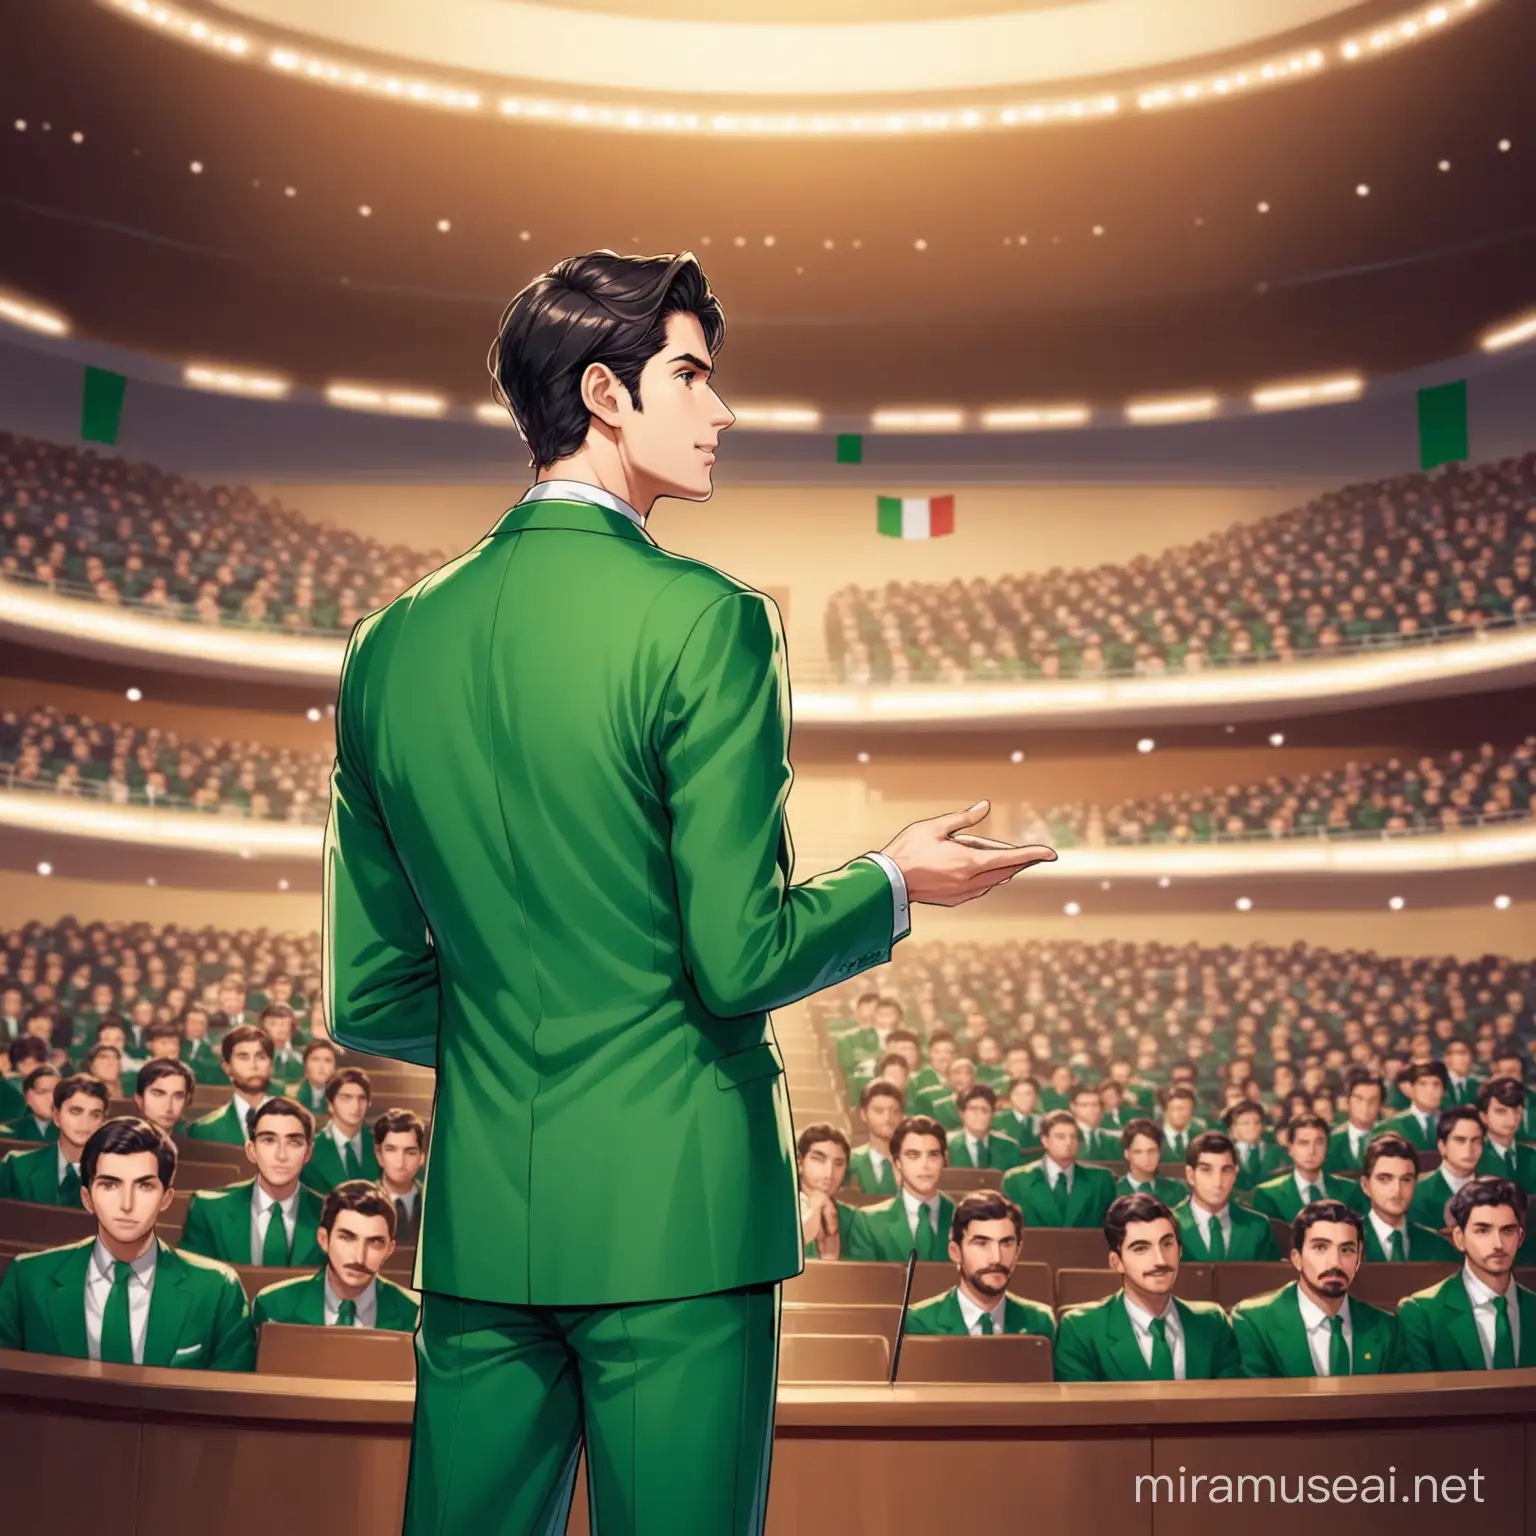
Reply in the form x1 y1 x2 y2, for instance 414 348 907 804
1098 1079 1130 1135
1174 1131 1282 1261
175 1005 227 1087
843 1115 956 1262
1488 1048 1536 1141
1069 1082 1118 1162
0 1036 46 1122
846 1078 903 1196
181 1098 326 1267
947 1083 1023 1171
1157 1086 1202 1163
1377 1060 1447 1151
1441 1037 1481 1108
1001 1110 1116 1229
1114 1118 1187 1205
301 1066 383 1193
905 1190 1055 1340
1477 1077 1536 1192
1231 1201 1405 1377
1409 1106 1484 1230
845 1048 910 1112
909 1028 958 1099
0 1116 255 1370
1358 1133 1457 1262
183 1023 278 1145
1325 1069 1385 1173
1 1063 60 1143
132 1058 195 1141
0 1073 108 1205
992 1074 1042 1152
1250 1112 1368 1222
261 1003 308 1088
374 1106 427 1247
1054 1192 1241 1382
253 1179 420 1332
1399 1176 1536 1371
921 1056 976 1133
1223 1102 1285 1196
289 1038 337 1116
797 1123 851 1261
835 994 904 1086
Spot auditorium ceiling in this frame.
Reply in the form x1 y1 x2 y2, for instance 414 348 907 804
0 0 1530 409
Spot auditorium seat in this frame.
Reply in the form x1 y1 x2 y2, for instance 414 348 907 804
1213 1263 1295 1310
1018 1228 1106 1272
1350 1262 1459 1311
781 1303 900 1339
938 1168 1004 1193
896 1334 1053 1385
785 1261 908 1306
778 1332 890 1383
837 1190 889 1210
1415 1151 1442 1173
1268 1218 1294 1254
256 1320 415 1381
1054 1265 1216 1309
172 1136 250 1168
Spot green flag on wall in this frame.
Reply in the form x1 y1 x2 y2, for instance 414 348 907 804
81 366 127 445
1417 380 1467 470
835 433 863 465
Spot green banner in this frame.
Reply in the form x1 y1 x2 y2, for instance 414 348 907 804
1417 380 1467 470
81 366 127 446
835 432 863 465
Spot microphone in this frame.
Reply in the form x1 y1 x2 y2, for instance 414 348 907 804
888 1247 919 1385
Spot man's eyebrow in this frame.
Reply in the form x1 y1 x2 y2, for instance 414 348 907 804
668 351 713 375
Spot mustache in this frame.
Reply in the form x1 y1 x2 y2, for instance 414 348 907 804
1143 1266 1175 1278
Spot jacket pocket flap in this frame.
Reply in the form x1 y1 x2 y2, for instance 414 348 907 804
714 1042 784 1091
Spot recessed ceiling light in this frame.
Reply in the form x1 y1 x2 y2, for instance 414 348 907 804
1494 894 1512 909
1064 901 1081 916
70 130 83 144
856 750 870 763
519 230 530 240
1136 737 1155 753
1193 216 1204 226
1388 896 1405 910
436 218 451 232
1225 724 1235 733
305 707 322 722
358 204 372 217
190 160 203 174
36 862 52 877
1355 183 1370 196
146 876 157 887
1010 749 1024 763
1092 224 1104 236
13 120 25 131
1100 879 1112 890
1236 896 1253 911
1158 876 1171 888
700 236 711 245
914 238 928 250
1257 200 1270 212
1003 236 1013 245
823 238 834 249
125 687 142 702
795 266 803 274
763 234 775 246
1498 138 1511 152
852 239 862 248
278 878 290 891
733 235 746 247
1269 731 1285 746
1438 158 1451 171
284 186 296 197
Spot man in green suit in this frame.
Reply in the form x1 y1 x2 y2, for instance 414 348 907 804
946 1084 1023 1171
904 1190 1055 1340
1441 1038 1481 1108
835 996 905 1087
0 1073 108 1205
261 1003 308 1088
992 1075 1042 1152
1114 1119 1187 1206
0 1116 254 1369
909 1029 957 1099
921 1056 976 1132
1477 1078 1536 1191
176 1005 227 1087
1325 1070 1385 1173
1358 1133 1457 1262
375 1107 428 1247
1488 1049 1536 1142
1157 1086 1203 1163
1222 1102 1283 1197
289 1038 337 1116
1377 1061 1447 1151
183 1024 278 1145
181 1099 326 1267
1069 1082 1118 1161
132 1059 194 1141
1399 1177 1536 1370
1001 1111 1116 1229
1174 1131 1282 1261
0 1064 60 1143
253 1180 420 1332
844 1116 958 1262
1409 1106 1484 1230
1231 1202 1405 1377
322 251 1059 1536
1054 1192 1242 1381
1251 1113 1368 1222
796 1123 851 1261
301 1066 383 1194
846 1079 902 1196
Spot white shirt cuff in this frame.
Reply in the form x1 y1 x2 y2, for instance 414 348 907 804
863 850 911 942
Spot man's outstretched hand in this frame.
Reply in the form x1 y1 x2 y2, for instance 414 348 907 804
879 799 1057 908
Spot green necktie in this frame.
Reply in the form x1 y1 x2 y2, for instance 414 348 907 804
1387 1228 1405 1262
976 1137 990 1168
1304 1183 1322 1206
1147 1315 1175 1380
978 1311 995 1336
99 1260 135 1365
1051 1172 1070 1219
342 1140 362 1179
58 1164 81 1206
1206 1216 1227 1261
335 1298 358 1328
1491 1294 1516 1370
1328 1314 1350 1376
1171 1132 1184 1157
261 1201 290 1266
915 1203 942 1261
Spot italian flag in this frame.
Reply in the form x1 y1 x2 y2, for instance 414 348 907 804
877 494 954 539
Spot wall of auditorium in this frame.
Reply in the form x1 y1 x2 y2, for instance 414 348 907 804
246 482 1310 660
1 872 1524 963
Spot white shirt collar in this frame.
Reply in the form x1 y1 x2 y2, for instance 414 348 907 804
1043 1155 1074 1188
1369 1208 1406 1246
1440 1166 1474 1193
521 478 645 530
57 1147 80 1182
91 1237 157 1285
1123 1290 1181 1341
1293 1169 1326 1199
329 1121 361 1152
323 1272 378 1326
955 1286 1007 1333
1462 1263 1511 1311
902 1188 942 1220
1295 1285 1350 1336
254 1182 297 1216
1192 1198 1231 1234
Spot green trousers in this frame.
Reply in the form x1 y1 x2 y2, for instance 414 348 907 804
403 1282 781 1536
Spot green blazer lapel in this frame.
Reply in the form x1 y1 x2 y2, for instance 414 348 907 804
1350 1305 1390 1374
294 1187 324 1261
1176 1299 1212 1378
45 1240 93 1359
878 1199 914 1258
1063 1169 1094 1225
298 1270 329 1325
1104 1295 1151 1381
217 1181 257 1263
377 1280 419 1331
142 1240 190 1366
933 1290 967 1335
1176 1207 1210 1261
1273 1285 1317 1379
1438 1276 1488 1371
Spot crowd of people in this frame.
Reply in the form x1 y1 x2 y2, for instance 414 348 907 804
0 430 445 633
826 452 1536 683
0 704 334 822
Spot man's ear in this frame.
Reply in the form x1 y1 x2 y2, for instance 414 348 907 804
580 362 627 429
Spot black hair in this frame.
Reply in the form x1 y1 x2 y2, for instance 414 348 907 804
1401 1060 1450 1089
1292 1198 1364 1251
20 1064 59 1094
1447 1176 1527 1232
325 1065 373 1106
927 1029 957 1049
1222 1101 1265 1130
1185 1129 1236 1171
1119 1117 1162 1154
860 1078 905 1112
1436 1104 1485 1145
885 1028 920 1050
134 1058 194 1100
373 1107 427 1150
302 1037 337 1062
53 1073 109 1113
891 1115 948 1160
321 1178 399 1240
875 1051 908 1076
1069 1081 1102 1104
1104 1192 1177 1255
796 1123 851 1162
1161 1084 1197 1107
1286 1112 1331 1140
220 1023 274 1065
1361 1133 1420 1179
957 1084 997 1112
950 1190 1023 1245
1478 1076 1527 1114
248 1096 317 1144
1039 1109 1078 1140
8 1036 49 1072
80 1115 176 1188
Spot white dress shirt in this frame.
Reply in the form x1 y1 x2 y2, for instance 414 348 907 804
1369 1209 1411 1257
85 1238 157 1363
323 1273 378 1328
1463 1265 1521 1369
1190 1200 1233 1250
901 1188 944 1242
1296 1287 1353 1376
1408 1107 1434 1140
521 477 913 944
1042 1156 1074 1195
328 1121 367 1168
251 1182 300 1260
1342 1124 1370 1164
955 1286 1008 1336
1439 1166 1473 1197
964 1133 990 1165
863 1146 891 1189
1123 1293 1186 1379
1292 1169 1327 1205
56 1147 81 1189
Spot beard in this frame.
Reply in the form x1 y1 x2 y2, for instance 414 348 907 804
966 1265 1010 1298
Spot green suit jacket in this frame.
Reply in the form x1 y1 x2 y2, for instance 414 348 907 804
1231 1282 1405 1377
1398 1272 1536 1371
1173 1199 1282 1261
299 1130 383 1195
0 1144 74 1205
1249 1170 1368 1223
1324 1125 1379 1173
184 1097 265 1147
0 1113 57 1144
992 1110 1041 1151
1232 1140 1287 1191
1054 1292 1241 1381
1114 1174 1188 1207
322 494 898 1307
845 1146 897 1196
1477 1140 1536 1193
843 1194 957 1262
179 1040 228 1086
0 1237 254 1369
252 1268 421 1332
946 1130 1023 1171
1001 1159 1116 1229
180 1178 326 1267
1408 1168 1470 1231
1361 1218 1457 1263
1377 1109 1438 1152
905 1285 1055 1340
